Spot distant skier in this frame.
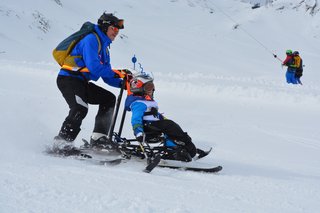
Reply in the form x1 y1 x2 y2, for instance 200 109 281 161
124 72 197 162
293 51 303 85
282 49 298 84
54 13 125 149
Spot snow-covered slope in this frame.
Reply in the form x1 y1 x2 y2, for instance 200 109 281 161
1 0 320 212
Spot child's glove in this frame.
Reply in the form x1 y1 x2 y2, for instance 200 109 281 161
135 132 144 142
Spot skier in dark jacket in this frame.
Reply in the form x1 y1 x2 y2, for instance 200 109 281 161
293 51 303 85
54 13 124 149
124 71 197 161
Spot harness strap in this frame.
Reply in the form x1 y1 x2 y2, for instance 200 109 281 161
61 65 89 72
144 107 158 116
61 68 88 82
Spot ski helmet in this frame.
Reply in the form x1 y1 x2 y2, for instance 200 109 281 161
98 12 124 32
286 49 293 55
130 72 154 97
293 51 299 55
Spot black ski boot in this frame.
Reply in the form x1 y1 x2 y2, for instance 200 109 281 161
173 147 192 162
52 135 80 156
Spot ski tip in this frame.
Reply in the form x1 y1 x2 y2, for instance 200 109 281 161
215 166 223 172
143 169 152 173
193 165 223 173
142 154 162 174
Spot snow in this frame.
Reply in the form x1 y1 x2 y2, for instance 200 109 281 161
1 0 320 212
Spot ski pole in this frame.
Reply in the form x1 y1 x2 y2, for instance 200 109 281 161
107 75 127 144
273 53 283 63
118 108 126 137
210 1 285 65
118 70 133 137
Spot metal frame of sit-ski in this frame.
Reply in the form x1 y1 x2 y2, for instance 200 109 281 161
106 69 178 171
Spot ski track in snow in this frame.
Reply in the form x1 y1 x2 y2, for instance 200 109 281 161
1 153 320 213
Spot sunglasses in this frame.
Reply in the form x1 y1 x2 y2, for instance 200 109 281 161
111 26 119 32
113 20 124 29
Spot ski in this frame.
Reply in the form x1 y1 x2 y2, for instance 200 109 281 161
82 157 122 166
46 145 123 166
77 153 123 166
158 164 222 173
157 159 222 173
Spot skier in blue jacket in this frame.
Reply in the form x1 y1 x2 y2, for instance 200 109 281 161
55 13 124 149
125 71 197 161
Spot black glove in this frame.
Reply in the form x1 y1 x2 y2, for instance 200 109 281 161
123 69 132 75
136 132 144 142
119 80 127 90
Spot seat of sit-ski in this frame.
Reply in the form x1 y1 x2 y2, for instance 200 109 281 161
143 131 165 143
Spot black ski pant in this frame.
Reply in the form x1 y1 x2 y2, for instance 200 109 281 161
145 120 197 157
56 76 116 141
